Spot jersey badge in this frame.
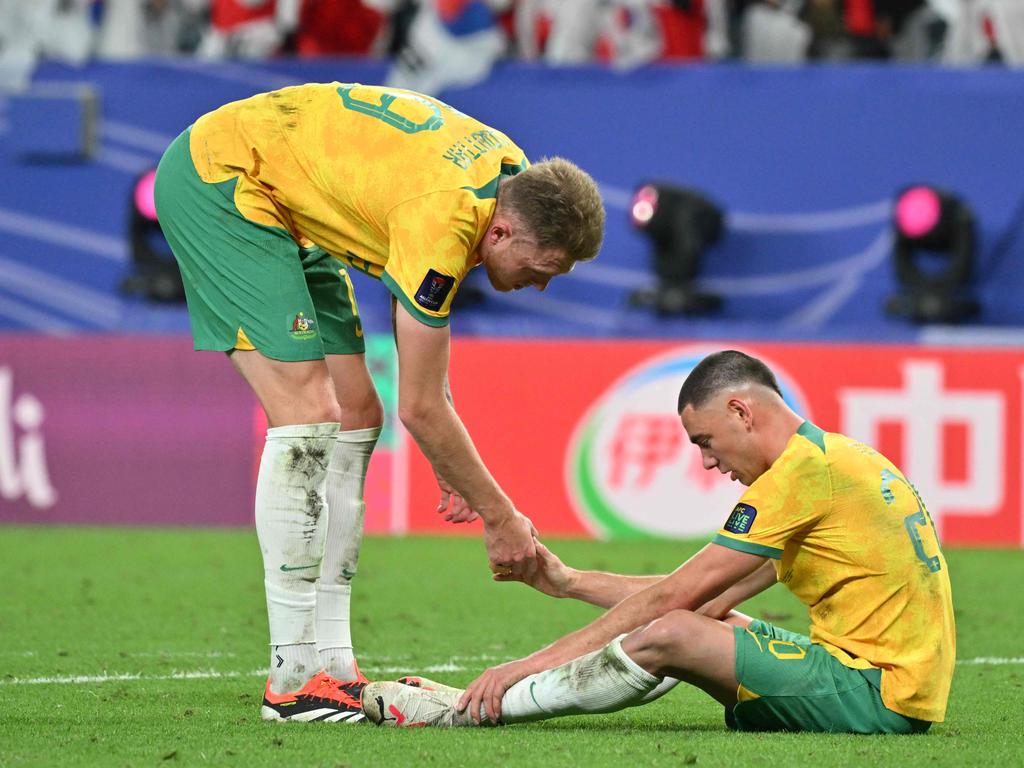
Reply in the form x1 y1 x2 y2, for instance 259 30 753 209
415 270 455 312
724 503 757 534
288 311 317 340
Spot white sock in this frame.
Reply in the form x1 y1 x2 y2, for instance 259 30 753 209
255 421 338 693
500 637 662 723
316 426 380 679
639 676 681 704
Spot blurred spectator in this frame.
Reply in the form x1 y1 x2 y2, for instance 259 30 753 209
0 0 94 90
192 0 397 58
514 0 704 68
5 0 1024 83
294 0 393 55
739 1 811 62
195 0 300 58
941 0 1024 66
387 1 509 94
95 0 208 58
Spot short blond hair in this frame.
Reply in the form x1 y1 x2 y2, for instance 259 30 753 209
497 157 605 263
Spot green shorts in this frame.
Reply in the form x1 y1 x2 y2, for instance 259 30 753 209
727 620 931 734
153 128 364 361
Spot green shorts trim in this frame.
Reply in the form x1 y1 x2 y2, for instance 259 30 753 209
153 128 365 361
728 620 931 734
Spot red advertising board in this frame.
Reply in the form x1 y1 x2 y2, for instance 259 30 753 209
2 335 1022 546
407 340 1024 546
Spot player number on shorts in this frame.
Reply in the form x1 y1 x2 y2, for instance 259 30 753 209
767 640 807 660
880 469 942 573
336 85 445 134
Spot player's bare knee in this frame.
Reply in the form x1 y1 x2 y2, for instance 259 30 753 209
341 394 383 431
281 371 341 425
624 611 695 674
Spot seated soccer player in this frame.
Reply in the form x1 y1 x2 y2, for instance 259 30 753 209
363 350 955 733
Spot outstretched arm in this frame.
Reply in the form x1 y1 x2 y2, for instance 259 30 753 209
500 541 777 613
494 539 665 609
460 543 767 717
394 305 536 574
391 296 476 524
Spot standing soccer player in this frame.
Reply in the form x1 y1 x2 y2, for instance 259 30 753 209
153 83 605 722
367 350 956 734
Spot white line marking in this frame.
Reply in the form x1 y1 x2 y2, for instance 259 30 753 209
96 145 157 174
727 200 892 233
566 262 651 290
0 206 127 262
0 291 77 333
780 231 891 329
153 58 299 90
3 656 1020 686
528 229 889 326
485 290 620 330
1 669 263 686
597 181 891 233
597 183 633 211
101 121 174 154
566 229 892 298
919 327 1024 347
701 229 892 297
0 253 123 327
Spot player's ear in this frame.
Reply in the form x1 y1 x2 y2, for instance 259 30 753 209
488 213 513 244
728 397 754 429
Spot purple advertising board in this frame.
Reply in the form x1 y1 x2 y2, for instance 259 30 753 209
0 335 259 526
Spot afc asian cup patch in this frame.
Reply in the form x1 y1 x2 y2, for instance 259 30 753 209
724 503 757 534
415 269 455 312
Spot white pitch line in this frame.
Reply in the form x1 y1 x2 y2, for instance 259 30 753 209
0 665 472 686
2 657 1021 686
0 669 263 686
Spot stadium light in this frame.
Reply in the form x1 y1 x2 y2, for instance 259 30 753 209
885 185 979 323
628 182 724 316
120 168 186 303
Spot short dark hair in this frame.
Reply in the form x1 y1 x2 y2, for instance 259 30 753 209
677 350 783 413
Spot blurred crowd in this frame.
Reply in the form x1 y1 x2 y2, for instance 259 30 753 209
1 1 1023 91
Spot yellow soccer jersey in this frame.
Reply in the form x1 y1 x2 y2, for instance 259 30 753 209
713 422 955 723
188 83 530 326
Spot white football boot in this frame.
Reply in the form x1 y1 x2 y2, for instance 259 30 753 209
362 681 494 727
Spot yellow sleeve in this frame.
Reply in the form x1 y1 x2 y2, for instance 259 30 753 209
712 450 831 559
382 190 487 327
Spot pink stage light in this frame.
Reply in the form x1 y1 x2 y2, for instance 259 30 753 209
894 186 941 239
134 169 158 221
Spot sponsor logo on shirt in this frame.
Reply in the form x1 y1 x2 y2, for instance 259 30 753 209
724 503 757 534
415 270 455 312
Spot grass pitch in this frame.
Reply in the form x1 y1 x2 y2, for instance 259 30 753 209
1 528 1021 768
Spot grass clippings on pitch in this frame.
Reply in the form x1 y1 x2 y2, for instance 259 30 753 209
0 528 1021 768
